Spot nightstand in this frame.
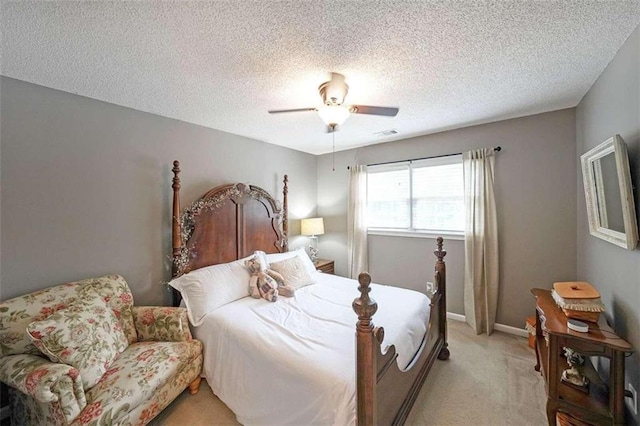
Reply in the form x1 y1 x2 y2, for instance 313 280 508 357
531 288 633 425
314 259 334 274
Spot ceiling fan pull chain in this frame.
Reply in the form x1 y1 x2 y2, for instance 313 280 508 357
332 127 336 171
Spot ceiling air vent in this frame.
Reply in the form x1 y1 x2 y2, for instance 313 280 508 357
374 129 399 137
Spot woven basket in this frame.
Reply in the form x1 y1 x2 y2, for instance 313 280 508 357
552 282 604 324
556 411 594 426
525 316 536 349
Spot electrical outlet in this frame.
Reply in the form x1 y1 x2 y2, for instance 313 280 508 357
626 383 638 416
425 282 435 294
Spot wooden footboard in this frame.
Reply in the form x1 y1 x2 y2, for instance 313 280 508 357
353 237 449 426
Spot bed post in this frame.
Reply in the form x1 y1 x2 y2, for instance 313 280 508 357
435 237 450 360
282 174 289 252
352 272 380 426
171 161 182 305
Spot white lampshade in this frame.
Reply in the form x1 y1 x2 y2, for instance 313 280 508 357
317 105 350 127
301 217 325 236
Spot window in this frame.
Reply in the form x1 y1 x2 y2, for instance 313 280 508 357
367 155 464 236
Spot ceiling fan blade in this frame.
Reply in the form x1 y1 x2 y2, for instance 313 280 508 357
268 107 317 114
350 105 399 117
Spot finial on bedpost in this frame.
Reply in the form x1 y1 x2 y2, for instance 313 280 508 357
282 174 289 252
171 161 182 278
353 272 378 425
434 237 450 360
353 273 377 322
435 236 446 262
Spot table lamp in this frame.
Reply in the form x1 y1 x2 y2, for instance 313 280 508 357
301 217 325 263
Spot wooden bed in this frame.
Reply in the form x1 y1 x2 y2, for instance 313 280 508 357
169 160 450 426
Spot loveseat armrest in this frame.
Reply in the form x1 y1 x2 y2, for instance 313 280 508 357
132 306 192 342
0 354 86 422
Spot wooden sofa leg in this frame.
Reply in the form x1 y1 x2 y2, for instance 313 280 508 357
188 376 202 395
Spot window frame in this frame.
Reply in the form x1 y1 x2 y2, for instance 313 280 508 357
366 154 465 240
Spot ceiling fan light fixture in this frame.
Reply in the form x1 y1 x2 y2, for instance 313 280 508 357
318 105 350 127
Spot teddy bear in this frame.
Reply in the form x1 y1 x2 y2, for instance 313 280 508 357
244 255 295 302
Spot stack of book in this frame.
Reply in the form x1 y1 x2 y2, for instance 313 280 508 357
551 281 605 323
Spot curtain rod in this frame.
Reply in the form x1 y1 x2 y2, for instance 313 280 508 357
347 146 502 170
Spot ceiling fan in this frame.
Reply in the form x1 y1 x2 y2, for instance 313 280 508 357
268 72 399 132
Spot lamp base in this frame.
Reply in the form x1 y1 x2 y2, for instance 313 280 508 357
309 246 319 263
309 235 319 263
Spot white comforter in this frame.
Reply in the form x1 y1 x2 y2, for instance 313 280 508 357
194 273 430 426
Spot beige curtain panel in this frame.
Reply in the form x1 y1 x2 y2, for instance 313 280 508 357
348 165 368 279
463 148 499 335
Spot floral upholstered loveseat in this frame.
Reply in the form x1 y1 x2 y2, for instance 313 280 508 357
0 275 203 425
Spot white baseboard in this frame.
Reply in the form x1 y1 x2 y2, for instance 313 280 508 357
494 322 529 338
446 312 466 322
0 405 10 421
447 312 528 338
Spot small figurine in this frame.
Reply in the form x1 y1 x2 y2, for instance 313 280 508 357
561 347 589 391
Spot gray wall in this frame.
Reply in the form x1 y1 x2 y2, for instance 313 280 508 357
576 25 640 425
0 77 317 306
317 109 577 328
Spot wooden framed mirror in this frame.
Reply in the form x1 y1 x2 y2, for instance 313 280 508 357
581 134 638 250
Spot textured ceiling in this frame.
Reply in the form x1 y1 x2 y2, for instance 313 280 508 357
2 1 639 155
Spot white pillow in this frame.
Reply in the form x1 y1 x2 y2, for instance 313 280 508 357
269 256 316 289
168 259 251 326
264 247 318 278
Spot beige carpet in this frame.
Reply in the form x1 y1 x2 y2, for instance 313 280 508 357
151 320 547 425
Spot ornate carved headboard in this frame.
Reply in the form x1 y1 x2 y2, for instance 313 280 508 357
170 161 288 305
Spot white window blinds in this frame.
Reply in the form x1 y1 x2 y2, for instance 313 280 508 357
366 162 410 229
367 155 464 233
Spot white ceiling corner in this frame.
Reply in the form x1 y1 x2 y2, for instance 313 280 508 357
2 1 639 155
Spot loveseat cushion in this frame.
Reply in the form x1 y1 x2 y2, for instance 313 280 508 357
0 275 137 357
79 340 203 425
26 292 129 389
133 306 192 342
87 275 138 345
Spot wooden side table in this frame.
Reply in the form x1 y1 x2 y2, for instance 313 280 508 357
531 288 633 425
314 259 334 274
